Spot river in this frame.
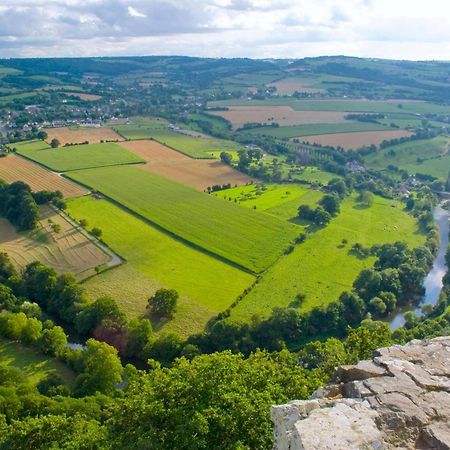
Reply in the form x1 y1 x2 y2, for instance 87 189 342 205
390 201 450 330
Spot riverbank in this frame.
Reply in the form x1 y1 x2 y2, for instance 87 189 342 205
390 201 450 329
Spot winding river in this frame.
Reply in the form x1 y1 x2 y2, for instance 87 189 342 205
390 201 450 330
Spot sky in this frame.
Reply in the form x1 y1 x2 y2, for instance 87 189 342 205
0 0 450 60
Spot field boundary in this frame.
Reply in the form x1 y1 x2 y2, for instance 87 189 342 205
63 178 258 275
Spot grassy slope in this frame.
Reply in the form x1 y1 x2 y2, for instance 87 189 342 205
67 166 300 273
214 183 323 221
245 122 391 139
0 338 75 387
13 140 144 172
365 136 450 180
230 195 425 322
68 197 254 337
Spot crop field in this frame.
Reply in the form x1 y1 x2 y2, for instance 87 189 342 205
63 92 102 101
230 195 426 322
244 121 391 139
266 79 325 95
13 140 144 172
45 126 123 145
119 140 253 190
210 106 347 128
209 98 450 115
214 183 322 221
0 205 110 280
365 136 450 179
300 129 413 150
0 338 75 387
141 130 242 159
0 154 86 198
67 197 254 337
119 139 190 161
67 165 301 273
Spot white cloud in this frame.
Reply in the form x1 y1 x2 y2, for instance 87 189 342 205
0 0 449 59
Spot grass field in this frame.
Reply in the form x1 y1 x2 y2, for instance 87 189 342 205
209 98 450 115
12 140 144 172
63 92 102 101
282 166 341 185
300 129 413 150
67 165 301 273
365 136 450 179
0 337 75 387
244 122 391 139
230 195 425 322
112 117 169 140
214 183 322 221
0 205 110 280
45 127 122 145
67 197 254 337
0 154 87 198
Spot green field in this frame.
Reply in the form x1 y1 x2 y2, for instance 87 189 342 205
244 122 391 139
230 195 425 322
12 140 144 172
283 166 341 185
67 165 301 273
0 92 37 103
112 117 169 140
0 337 75 387
365 136 450 180
209 98 450 115
215 183 322 221
67 197 254 337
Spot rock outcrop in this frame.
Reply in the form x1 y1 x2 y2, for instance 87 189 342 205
271 337 450 450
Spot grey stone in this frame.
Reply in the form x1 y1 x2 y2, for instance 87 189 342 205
272 337 450 450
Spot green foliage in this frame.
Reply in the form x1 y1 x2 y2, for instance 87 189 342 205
147 288 178 319
74 339 122 396
108 351 323 450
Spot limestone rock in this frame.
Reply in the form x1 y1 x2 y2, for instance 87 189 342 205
272 337 450 450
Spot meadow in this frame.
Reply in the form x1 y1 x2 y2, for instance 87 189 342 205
112 117 169 140
0 337 75 388
13 140 144 172
282 166 341 185
230 195 425 322
67 165 301 273
365 136 450 180
244 121 391 139
214 183 323 221
0 205 111 281
67 196 254 337
0 154 87 198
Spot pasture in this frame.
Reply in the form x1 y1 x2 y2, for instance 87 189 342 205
0 154 86 198
230 195 425 322
215 183 322 221
210 106 347 128
300 129 413 150
112 117 168 140
267 78 325 95
0 338 75 388
67 165 301 273
0 205 110 280
282 166 341 185
13 140 144 172
45 126 123 145
365 136 450 180
68 197 254 337
244 121 391 139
